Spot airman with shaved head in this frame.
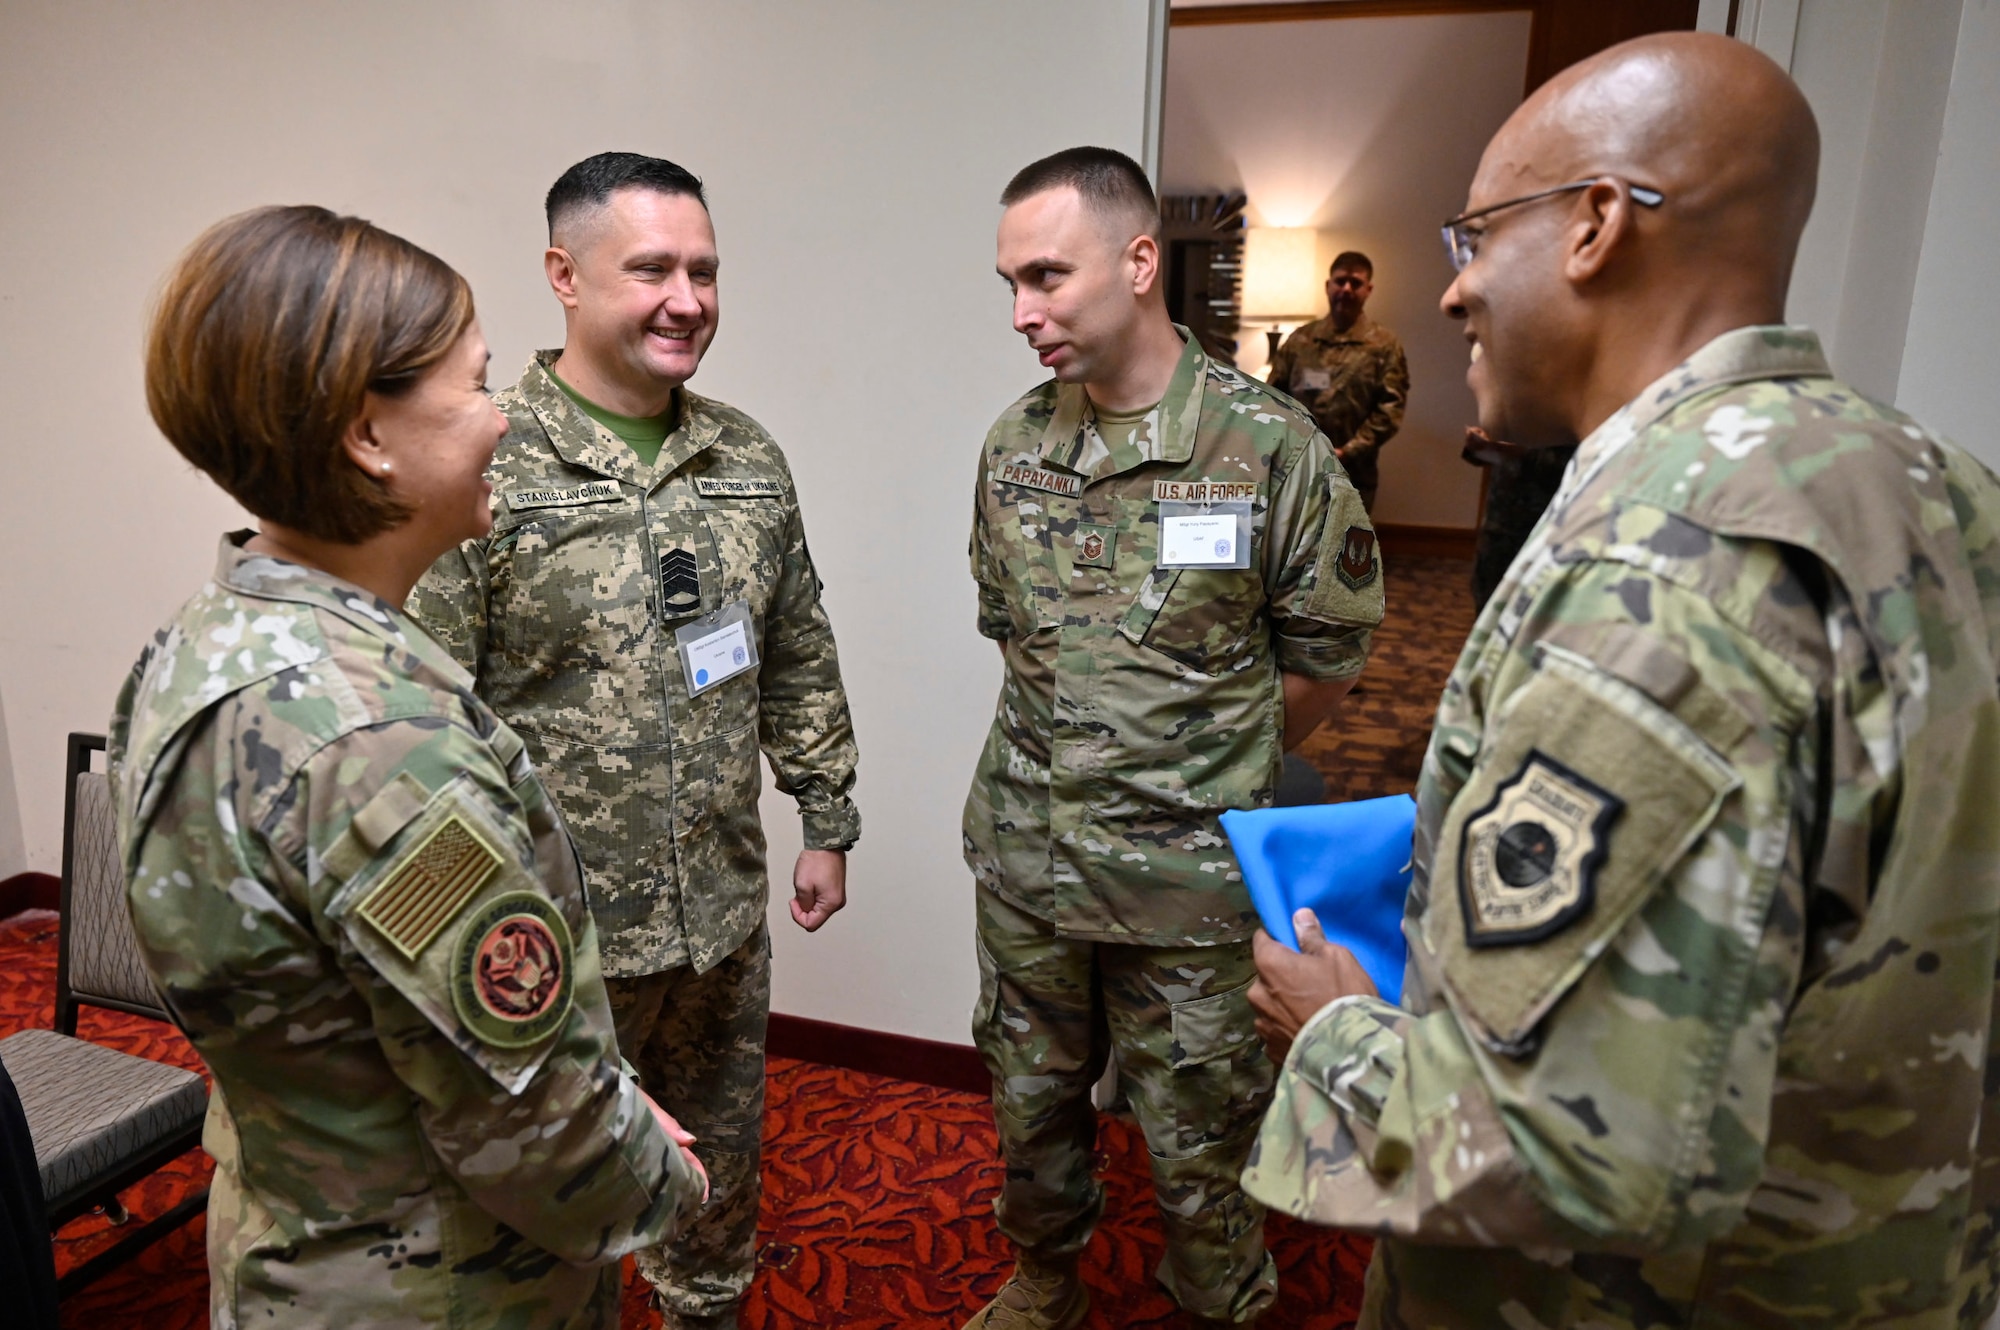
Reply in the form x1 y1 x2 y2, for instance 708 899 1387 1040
1245 32 2000 1328
963 145 1383 1328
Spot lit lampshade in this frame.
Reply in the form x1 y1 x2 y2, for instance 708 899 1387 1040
1241 227 1323 320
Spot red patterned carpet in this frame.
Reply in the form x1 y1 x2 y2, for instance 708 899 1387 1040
0 909 1371 1328
9 555 1475 1327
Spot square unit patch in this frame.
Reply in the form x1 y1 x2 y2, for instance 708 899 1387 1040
356 814 503 960
1459 751 1622 947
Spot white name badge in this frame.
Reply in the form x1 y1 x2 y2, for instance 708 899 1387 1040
674 601 759 694
1161 513 1238 566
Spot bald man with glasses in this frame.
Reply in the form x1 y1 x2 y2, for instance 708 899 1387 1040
1243 32 2000 1330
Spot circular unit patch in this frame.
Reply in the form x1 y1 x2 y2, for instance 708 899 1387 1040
451 891 574 1048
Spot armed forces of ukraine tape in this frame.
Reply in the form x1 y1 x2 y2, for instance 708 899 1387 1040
451 891 575 1048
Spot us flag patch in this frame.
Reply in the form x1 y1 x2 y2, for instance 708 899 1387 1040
357 815 502 960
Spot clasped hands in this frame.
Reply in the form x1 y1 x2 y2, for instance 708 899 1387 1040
1249 907 1379 1063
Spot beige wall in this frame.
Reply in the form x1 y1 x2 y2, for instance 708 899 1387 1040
1159 10 1535 530
0 0 1159 1043
1895 0 2000 469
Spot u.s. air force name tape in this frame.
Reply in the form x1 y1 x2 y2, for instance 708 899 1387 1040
1153 480 1258 503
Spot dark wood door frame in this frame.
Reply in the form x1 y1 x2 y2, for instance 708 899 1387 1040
1170 0 1702 98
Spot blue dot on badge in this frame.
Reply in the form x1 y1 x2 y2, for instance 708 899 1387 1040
696 668 710 686
733 646 746 666
1214 538 1231 559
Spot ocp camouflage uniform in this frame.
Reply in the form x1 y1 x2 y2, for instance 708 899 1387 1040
967 329 1384 1321
411 352 859 1323
1245 326 2000 1329
1267 312 1409 510
109 535 705 1329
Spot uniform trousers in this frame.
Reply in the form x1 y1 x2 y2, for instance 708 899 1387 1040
607 925 770 1325
972 886 1279 1323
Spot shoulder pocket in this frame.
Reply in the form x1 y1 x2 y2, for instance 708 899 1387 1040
1301 478 1383 627
1426 649 1740 1053
326 776 575 1094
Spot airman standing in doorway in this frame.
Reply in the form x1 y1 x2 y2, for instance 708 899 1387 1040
412 152 860 1330
1267 252 1409 513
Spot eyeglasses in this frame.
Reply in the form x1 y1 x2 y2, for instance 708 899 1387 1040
1442 178 1665 271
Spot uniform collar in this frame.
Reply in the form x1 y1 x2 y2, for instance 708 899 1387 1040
212 532 465 681
517 350 724 488
1301 311 1373 344
1038 324 1207 473
1562 325 1831 500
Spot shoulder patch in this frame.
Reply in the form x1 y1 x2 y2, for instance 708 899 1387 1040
507 481 623 511
451 891 574 1048
356 813 503 960
1459 752 1621 947
1300 481 1385 627
1335 525 1378 590
695 476 786 499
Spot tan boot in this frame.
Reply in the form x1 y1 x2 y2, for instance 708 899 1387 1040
962 1257 1090 1330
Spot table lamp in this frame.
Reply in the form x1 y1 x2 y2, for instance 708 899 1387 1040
1241 226 1323 378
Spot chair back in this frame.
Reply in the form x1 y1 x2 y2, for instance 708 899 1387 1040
56 733 172 1033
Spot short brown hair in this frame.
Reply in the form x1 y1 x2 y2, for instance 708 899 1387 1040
1329 250 1373 278
145 205 475 543
1001 146 1159 239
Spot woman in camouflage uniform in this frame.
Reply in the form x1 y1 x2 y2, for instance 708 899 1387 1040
110 206 707 1328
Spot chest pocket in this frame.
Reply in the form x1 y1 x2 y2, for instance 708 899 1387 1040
688 489 789 622
989 476 1069 637
1115 498 1265 675
491 499 651 668
1121 568 1265 674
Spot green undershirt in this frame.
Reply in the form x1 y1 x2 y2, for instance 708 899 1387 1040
549 364 675 467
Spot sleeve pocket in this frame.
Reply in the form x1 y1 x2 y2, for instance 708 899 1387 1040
1425 650 1741 1054
1300 478 1384 627
327 777 571 1095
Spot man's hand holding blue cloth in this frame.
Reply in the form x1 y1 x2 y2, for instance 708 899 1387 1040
1249 910 1379 1062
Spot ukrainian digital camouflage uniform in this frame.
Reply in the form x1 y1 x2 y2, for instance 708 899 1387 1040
1267 312 1409 509
411 352 859 1322
966 330 1384 1320
1245 326 2000 1329
109 535 705 1329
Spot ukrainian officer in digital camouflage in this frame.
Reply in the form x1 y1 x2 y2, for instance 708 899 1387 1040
113 205 706 1328
1266 252 1409 514
1244 34 2000 1329
964 147 1384 1330
411 154 859 1330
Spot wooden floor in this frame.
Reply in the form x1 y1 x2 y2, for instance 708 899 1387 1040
1297 554 1478 801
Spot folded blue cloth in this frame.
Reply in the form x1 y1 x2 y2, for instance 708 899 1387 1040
1220 794 1417 1005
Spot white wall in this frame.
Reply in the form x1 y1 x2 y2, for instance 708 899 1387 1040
1896 0 2000 470
1786 0 1963 405
1160 11 1535 530
0 0 1158 1044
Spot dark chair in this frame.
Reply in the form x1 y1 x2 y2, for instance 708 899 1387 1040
0 732 207 1295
